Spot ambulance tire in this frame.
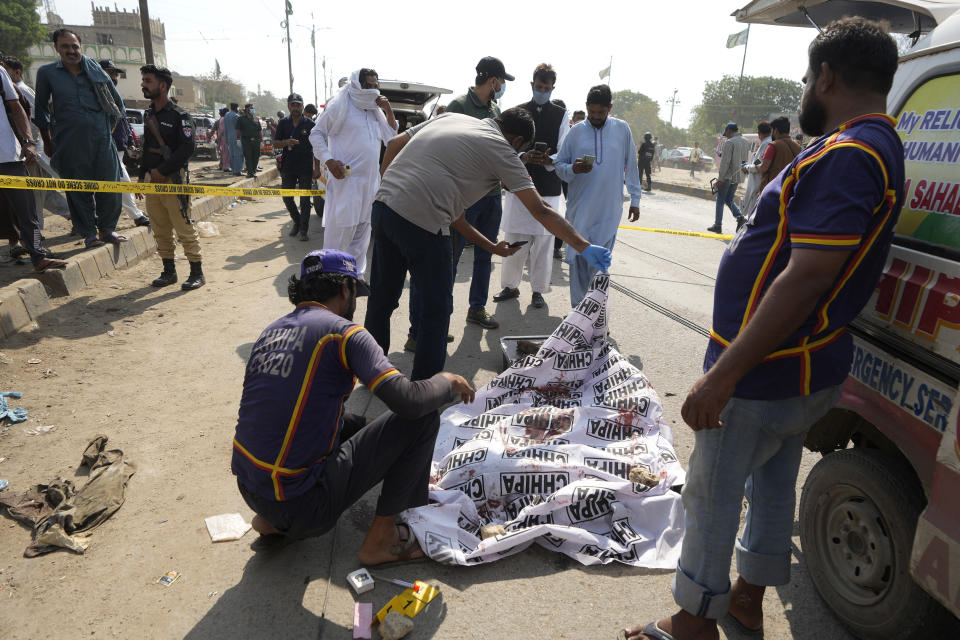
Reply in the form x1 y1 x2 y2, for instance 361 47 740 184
800 448 954 639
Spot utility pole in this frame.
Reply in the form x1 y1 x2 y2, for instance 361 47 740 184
667 89 680 126
310 13 317 106
138 0 154 64
283 0 293 96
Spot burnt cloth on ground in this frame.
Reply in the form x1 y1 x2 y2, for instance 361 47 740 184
402 273 686 567
0 434 135 556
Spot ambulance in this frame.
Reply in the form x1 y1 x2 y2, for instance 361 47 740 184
734 2 960 638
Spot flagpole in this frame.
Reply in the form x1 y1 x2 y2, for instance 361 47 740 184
736 25 750 118
607 56 613 89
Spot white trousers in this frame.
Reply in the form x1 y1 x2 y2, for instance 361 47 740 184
323 221 371 279
116 151 146 220
500 232 554 293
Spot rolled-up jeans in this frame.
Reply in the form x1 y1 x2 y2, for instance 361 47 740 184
672 384 842 619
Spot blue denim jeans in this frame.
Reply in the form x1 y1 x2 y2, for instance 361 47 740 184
452 194 502 311
365 201 453 380
714 180 742 228
672 385 842 619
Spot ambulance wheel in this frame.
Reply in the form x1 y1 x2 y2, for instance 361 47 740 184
799 448 950 639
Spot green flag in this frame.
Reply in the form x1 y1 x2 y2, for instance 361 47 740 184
726 28 748 48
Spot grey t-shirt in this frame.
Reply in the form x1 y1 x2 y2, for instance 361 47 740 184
375 113 535 235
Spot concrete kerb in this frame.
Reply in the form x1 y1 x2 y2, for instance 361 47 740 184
0 167 280 340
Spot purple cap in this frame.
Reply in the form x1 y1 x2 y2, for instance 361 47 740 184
300 249 370 295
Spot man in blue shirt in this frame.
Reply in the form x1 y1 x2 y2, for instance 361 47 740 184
223 103 242 176
233 250 475 563
273 93 315 241
621 18 904 640
33 29 126 250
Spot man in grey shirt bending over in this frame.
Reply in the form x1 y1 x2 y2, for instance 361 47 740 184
365 108 611 380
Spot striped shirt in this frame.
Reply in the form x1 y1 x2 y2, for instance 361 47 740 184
232 303 399 500
705 114 904 400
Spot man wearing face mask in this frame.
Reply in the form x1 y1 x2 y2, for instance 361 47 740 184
236 103 262 178
310 68 397 280
274 93 315 240
494 63 568 310
444 56 513 330
367 108 611 381
554 84 642 306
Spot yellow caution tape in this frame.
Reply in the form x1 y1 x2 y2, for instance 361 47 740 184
618 224 733 240
0 174 325 197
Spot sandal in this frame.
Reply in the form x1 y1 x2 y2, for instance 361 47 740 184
84 237 105 249
361 523 428 569
99 232 127 245
9 243 27 258
616 621 676 640
34 258 68 273
250 533 294 552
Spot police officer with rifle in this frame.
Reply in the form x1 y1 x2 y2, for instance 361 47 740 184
137 64 205 290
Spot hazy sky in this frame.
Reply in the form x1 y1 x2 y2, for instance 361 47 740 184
51 1 821 128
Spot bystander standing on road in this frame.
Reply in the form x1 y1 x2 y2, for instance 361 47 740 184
310 68 396 279
0 63 66 272
274 93 315 241
137 65 204 291
619 17 904 640
232 249 475 559
554 109 585 259
554 84 642 306
637 132 656 192
237 104 262 178
445 56 514 331
367 109 611 380
707 122 751 234
495 63 569 311
215 107 230 171
302 103 325 222
100 59 150 228
688 141 703 178
33 28 127 250
758 116 803 191
739 120 772 218
223 103 242 176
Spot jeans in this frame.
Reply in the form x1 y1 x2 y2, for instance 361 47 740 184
281 171 312 233
714 180 742 228
452 194 502 311
672 385 843 619
0 162 47 265
365 201 454 380
238 408 440 540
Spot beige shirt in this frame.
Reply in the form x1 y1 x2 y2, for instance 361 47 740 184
376 113 534 235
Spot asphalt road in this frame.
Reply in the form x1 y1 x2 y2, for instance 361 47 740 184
0 188 856 639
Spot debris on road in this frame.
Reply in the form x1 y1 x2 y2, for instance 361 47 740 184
26 359 41 365
378 611 413 640
203 513 251 542
0 392 27 423
353 602 372 639
0 479 7 491
156 571 180 587
24 426 56 436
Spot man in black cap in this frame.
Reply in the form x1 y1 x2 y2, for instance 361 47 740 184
444 56 514 331
100 59 150 227
236 103 262 178
274 93 316 240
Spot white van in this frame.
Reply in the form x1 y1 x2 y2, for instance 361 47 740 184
734 2 960 639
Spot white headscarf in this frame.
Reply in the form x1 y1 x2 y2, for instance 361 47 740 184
321 69 388 135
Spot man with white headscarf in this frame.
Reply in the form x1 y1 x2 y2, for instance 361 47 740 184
310 68 397 279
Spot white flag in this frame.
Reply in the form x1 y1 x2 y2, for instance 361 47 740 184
726 28 748 48
599 65 611 80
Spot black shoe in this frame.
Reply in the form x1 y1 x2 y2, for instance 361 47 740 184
288 224 299 237
298 232 309 241
134 216 151 227
152 258 178 287
493 287 520 302
182 261 205 290
706 225 722 233
531 292 546 309
736 217 746 231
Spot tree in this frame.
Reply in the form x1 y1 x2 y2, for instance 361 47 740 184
610 90 687 150
689 75 802 148
247 90 286 117
196 67 245 108
0 0 46 65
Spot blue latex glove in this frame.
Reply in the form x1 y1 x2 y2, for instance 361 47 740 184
580 244 611 273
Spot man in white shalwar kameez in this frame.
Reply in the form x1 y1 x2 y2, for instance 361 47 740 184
739 121 772 219
310 68 397 278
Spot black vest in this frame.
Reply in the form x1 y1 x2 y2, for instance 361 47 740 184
518 99 566 197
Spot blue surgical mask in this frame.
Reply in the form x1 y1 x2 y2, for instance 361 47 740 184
494 82 506 101
532 89 552 105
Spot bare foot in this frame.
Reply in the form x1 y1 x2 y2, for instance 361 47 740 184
728 576 764 632
252 514 279 535
356 522 425 566
621 611 720 640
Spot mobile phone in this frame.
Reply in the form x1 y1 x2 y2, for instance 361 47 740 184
534 142 549 153
508 240 528 248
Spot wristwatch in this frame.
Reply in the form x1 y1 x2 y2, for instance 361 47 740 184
22 139 36 146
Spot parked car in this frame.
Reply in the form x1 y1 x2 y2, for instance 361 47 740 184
125 108 144 138
736 2 960 638
662 147 714 171
190 114 218 160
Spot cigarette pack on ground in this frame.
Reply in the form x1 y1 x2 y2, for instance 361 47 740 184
204 513 251 542
346 568 374 595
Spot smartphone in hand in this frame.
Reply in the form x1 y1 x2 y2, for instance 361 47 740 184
508 240 529 248
534 142 549 153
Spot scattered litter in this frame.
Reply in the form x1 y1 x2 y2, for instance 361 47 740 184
0 480 7 491
0 392 27 423
24 425 55 436
156 571 181 587
346 568 375 595
204 513 251 542
665 392 677 397
195 221 220 237
0 457 6 463
41 369 56 378
379 611 413 640
207 590 218 598
354 602 373 639
479 525 505 540
0 353 10 364
106 331 115 337
26 359 41 365
156 519 167 525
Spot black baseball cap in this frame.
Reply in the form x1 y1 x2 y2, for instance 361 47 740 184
99 59 121 72
476 56 514 81
287 93 303 104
